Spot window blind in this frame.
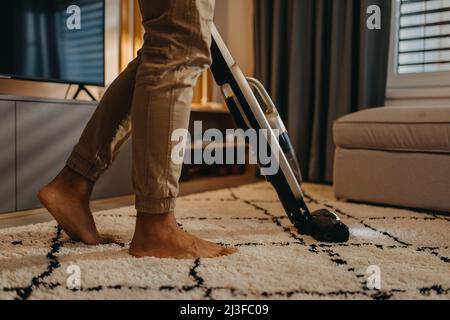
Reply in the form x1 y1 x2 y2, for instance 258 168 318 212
397 0 450 74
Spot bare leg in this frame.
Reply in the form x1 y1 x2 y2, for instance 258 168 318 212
129 212 236 259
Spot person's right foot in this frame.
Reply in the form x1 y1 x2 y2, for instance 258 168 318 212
129 212 237 259
38 167 116 245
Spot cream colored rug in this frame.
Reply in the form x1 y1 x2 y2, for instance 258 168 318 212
0 183 449 300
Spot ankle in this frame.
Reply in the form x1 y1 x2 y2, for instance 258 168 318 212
132 212 178 239
51 166 93 197
136 211 177 229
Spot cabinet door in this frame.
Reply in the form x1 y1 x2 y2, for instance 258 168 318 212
16 101 134 211
16 101 94 210
0 101 16 213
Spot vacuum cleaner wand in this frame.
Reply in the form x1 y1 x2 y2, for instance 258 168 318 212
209 25 349 243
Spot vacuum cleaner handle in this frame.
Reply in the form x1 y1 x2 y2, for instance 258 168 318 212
246 77 303 186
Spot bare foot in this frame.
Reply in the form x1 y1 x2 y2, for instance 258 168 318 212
38 167 116 245
129 212 237 259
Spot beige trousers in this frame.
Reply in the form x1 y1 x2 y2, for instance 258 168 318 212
66 0 215 214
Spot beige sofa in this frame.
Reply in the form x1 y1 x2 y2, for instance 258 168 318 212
333 106 450 212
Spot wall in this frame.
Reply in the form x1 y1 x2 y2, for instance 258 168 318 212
215 0 254 77
385 88 450 107
386 97 450 107
210 0 254 102
0 0 121 101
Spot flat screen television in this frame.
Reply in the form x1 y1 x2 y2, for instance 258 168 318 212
0 0 105 86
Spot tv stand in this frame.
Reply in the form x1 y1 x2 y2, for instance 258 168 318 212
73 85 97 101
0 95 133 213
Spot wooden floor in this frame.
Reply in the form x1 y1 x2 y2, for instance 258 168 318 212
0 173 261 229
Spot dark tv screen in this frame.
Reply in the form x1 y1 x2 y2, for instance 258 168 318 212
0 0 105 86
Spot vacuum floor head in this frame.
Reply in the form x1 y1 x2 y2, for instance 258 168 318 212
306 209 350 243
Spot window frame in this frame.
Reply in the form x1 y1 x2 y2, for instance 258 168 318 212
387 0 450 98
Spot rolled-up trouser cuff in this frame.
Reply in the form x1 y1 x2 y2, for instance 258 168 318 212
135 197 177 214
66 149 106 183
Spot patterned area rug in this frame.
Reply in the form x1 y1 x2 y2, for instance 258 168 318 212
0 182 449 300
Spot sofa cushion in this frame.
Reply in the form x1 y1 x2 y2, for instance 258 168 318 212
333 106 450 154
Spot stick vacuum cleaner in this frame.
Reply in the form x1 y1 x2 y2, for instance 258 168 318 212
209 25 350 243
